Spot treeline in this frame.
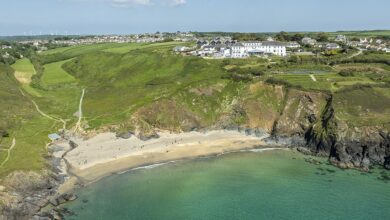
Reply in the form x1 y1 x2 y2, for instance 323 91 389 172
232 33 267 41
0 41 36 65
195 31 333 42
221 63 267 82
29 54 46 90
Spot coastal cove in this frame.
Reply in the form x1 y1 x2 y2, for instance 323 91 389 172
60 149 390 220
52 130 272 194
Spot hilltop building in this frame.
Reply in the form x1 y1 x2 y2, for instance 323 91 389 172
286 42 301 49
231 41 287 58
335 35 347 43
302 37 317 46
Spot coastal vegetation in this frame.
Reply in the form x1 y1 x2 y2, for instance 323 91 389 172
0 40 389 198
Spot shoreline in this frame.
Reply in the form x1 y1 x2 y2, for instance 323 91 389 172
51 130 281 194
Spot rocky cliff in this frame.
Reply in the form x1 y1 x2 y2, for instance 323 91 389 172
130 82 390 170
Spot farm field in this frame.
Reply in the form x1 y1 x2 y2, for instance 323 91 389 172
273 73 379 91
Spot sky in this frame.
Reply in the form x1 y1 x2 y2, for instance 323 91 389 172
0 0 390 36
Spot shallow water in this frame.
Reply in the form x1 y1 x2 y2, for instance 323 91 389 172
62 150 390 220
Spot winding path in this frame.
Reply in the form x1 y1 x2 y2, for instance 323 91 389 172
19 88 67 130
0 138 16 167
347 49 363 59
310 74 317 82
74 89 86 133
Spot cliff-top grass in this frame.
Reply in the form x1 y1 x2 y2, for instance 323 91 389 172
1 41 390 178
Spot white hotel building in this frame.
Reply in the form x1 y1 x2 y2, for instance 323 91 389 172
231 41 287 58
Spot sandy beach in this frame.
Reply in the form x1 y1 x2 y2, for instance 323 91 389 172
56 130 274 193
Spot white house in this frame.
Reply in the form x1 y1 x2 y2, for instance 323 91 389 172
325 43 341 50
173 46 189 52
335 35 347 43
286 41 301 49
302 37 317 46
231 41 287 57
231 43 247 58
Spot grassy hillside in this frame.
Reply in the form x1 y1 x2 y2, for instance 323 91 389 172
11 58 36 84
1 41 390 178
42 59 76 85
63 45 226 128
0 64 53 177
40 41 186 64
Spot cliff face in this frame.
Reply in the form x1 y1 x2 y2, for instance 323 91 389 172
130 82 390 170
304 95 390 170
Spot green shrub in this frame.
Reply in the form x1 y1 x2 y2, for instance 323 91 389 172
338 69 355 77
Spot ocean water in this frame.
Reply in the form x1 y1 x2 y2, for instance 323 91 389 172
62 149 390 220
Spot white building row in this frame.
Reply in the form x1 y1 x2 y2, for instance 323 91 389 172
231 41 287 58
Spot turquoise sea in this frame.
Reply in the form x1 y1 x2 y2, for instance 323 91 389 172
62 149 390 220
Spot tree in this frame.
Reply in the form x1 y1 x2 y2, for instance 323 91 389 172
0 129 9 144
291 33 304 42
276 31 290 41
0 130 8 137
316 32 329 42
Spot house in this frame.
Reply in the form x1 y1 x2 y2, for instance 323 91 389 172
231 41 287 57
196 40 208 47
231 43 247 58
325 43 341 50
48 133 61 141
302 37 317 46
286 41 301 49
385 48 390 53
173 46 189 52
1 52 10 59
257 41 287 56
335 35 347 43
1 45 12 50
347 41 360 47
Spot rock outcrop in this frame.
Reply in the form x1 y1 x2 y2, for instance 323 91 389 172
0 171 57 220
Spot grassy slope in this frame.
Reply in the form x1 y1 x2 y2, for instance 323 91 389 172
11 58 41 97
42 59 76 85
0 64 53 177
11 58 36 76
103 41 184 54
40 43 131 64
63 46 227 128
334 87 390 129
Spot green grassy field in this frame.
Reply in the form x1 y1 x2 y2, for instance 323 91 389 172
103 41 184 54
271 72 378 92
42 59 76 85
11 58 36 83
40 43 131 64
334 87 390 129
0 64 54 177
11 58 36 75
